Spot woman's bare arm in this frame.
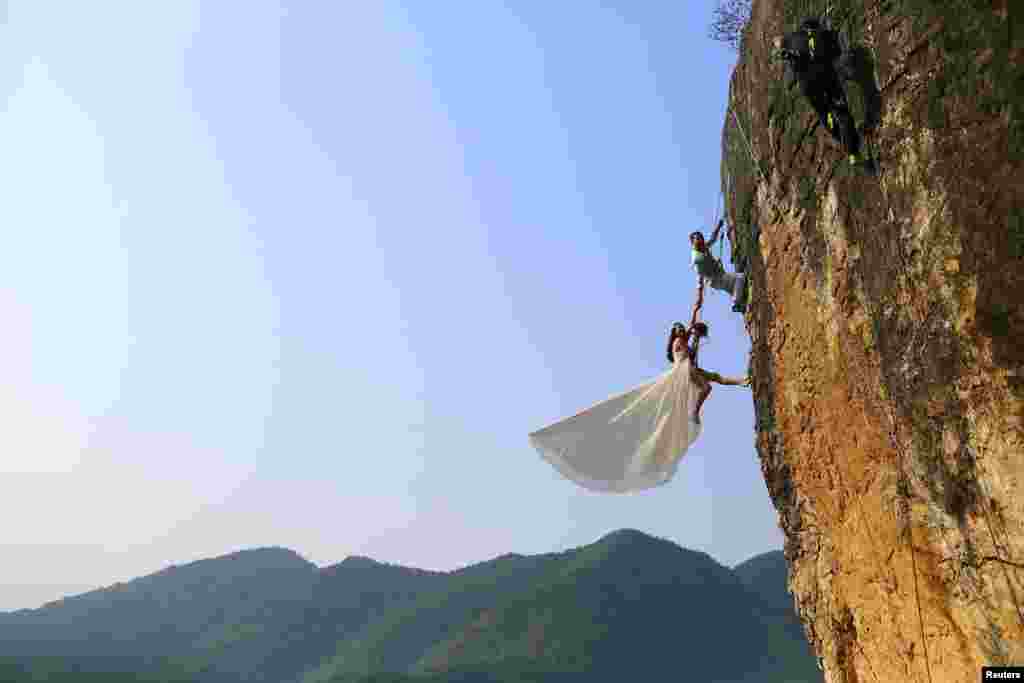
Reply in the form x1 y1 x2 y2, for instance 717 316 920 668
689 279 705 329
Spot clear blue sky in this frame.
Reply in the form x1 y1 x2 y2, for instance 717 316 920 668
0 0 782 611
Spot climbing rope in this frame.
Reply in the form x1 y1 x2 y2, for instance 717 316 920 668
730 104 770 186
884 400 935 683
862 306 933 683
713 192 726 264
719 228 726 263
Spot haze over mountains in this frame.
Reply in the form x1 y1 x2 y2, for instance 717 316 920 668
0 530 821 683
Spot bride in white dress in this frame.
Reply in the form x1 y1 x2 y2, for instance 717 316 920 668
529 287 749 493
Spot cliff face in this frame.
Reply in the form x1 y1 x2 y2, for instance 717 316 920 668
724 0 1024 681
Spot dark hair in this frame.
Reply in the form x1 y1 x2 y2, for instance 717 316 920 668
667 322 709 363
666 325 685 364
687 322 710 364
688 231 704 242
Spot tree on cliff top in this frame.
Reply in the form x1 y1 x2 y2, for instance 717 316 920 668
708 0 752 52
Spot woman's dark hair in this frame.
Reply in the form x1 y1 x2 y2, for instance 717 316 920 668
666 324 685 364
688 230 704 242
667 322 709 363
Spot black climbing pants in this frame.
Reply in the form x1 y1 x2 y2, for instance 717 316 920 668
798 65 861 157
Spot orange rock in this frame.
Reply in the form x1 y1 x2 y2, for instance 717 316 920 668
727 2 1024 680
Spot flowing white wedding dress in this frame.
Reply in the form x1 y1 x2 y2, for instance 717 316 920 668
529 356 703 493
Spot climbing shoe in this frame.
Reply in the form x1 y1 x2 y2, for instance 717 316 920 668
733 283 749 313
848 153 878 175
849 150 871 165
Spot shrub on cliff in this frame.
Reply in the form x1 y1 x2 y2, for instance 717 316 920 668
708 0 752 52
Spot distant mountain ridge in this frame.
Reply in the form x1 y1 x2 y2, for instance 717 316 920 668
0 532 819 683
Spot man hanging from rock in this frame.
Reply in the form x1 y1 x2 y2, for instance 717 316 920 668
690 219 747 313
773 17 875 173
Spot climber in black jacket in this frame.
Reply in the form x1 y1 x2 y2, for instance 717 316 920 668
774 18 873 171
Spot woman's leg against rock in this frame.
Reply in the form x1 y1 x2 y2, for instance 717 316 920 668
702 370 749 387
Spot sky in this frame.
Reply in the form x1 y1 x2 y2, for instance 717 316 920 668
0 0 782 611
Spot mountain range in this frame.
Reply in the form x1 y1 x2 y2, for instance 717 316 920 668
0 530 821 683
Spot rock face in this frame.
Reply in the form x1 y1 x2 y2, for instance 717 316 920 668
723 0 1024 681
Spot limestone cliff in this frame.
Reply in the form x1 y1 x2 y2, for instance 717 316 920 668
722 0 1024 680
